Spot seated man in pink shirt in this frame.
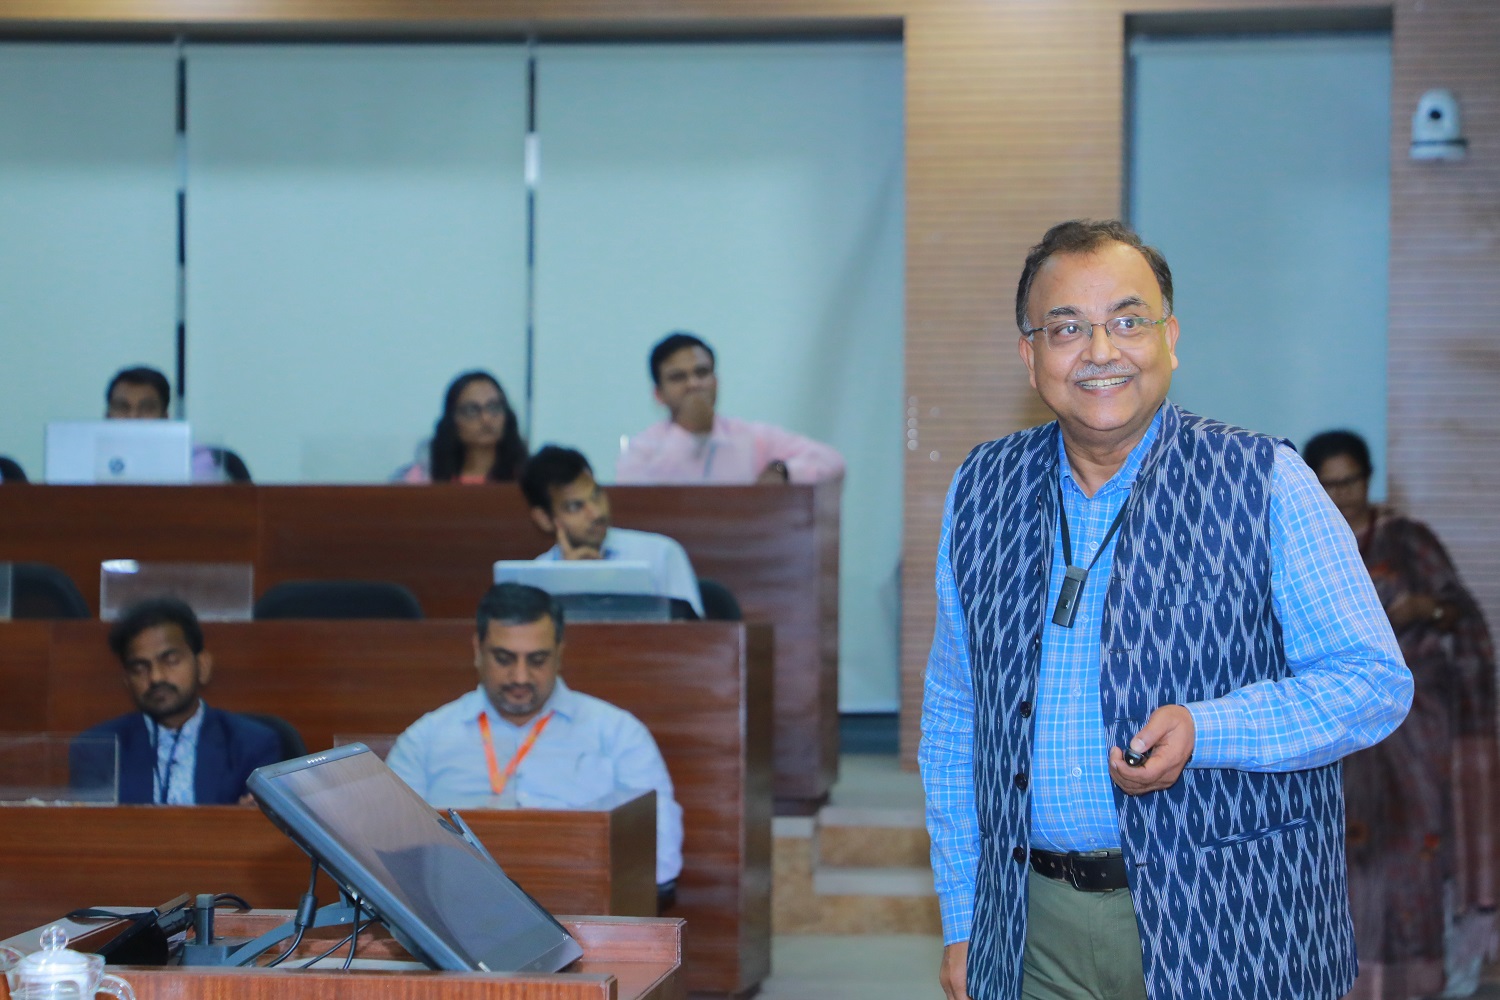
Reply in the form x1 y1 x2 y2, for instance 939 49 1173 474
616 332 845 485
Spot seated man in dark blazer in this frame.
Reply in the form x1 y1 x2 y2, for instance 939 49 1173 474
80 596 280 804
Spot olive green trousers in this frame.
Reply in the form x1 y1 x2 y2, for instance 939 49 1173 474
1020 867 1149 1000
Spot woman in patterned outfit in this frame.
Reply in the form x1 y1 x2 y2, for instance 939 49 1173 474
1306 430 1499 999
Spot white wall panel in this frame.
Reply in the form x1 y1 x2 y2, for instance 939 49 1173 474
1131 34 1391 490
532 42 905 711
184 45 530 483
0 44 177 478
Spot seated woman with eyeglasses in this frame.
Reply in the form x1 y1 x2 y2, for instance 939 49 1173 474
394 371 529 484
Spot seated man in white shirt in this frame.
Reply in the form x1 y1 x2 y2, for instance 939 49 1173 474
616 331 845 485
386 582 684 893
519 444 704 618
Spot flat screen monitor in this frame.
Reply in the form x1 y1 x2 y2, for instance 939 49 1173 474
44 420 192 484
246 744 584 973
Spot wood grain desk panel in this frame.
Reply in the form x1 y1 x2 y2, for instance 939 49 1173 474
254 486 513 618
11 619 770 998
45 912 686 1000
0 486 260 615
0 799 655 942
0 620 50 730
0 482 836 809
610 483 840 810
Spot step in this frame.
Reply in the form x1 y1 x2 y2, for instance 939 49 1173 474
785 864 941 935
815 806 929 869
813 866 934 897
773 814 941 935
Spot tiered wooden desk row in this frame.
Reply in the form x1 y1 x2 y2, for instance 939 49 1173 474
0 620 771 999
0 482 838 811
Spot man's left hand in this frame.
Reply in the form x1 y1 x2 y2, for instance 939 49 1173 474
1109 705 1195 795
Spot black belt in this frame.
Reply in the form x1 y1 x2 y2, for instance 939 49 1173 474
1029 848 1129 892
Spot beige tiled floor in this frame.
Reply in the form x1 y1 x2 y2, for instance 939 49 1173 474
826 752 926 811
760 933 947 999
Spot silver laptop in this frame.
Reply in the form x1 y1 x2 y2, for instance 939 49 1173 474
44 420 192 484
492 560 673 622
492 559 655 595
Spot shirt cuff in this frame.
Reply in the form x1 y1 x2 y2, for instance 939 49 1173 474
1182 696 1249 769
938 890 975 945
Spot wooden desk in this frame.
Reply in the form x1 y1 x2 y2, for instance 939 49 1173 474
0 797 656 941
0 619 771 998
0 482 838 810
6 911 684 1000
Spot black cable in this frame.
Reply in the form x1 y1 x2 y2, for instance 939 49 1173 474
296 919 372 970
342 899 363 971
266 925 307 969
212 893 252 912
265 858 319 968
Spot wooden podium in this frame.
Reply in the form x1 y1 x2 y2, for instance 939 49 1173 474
0 798 657 941
5 911 684 1000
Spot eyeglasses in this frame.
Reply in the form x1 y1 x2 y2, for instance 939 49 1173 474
1023 315 1170 348
454 400 507 421
1318 472 1367 491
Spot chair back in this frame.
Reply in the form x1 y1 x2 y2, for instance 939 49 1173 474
201 447 253 484
11 563 90 619
253 580 424 620
242 712 309 762
696 578 743 621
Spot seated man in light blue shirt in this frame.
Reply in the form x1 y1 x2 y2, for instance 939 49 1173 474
519 444 704 617
386 582 684 890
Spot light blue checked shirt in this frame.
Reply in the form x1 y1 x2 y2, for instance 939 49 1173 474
387 679 684 883
920 405 1411 944
146 700 205 805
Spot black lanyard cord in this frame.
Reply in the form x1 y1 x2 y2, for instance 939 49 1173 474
1052 482 1132 628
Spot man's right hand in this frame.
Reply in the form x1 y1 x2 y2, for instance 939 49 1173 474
555 523 603 561
940 941 970 1000
677 391 715 434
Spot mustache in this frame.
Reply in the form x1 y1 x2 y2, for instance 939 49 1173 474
500 684 537 698
1074 361 1137 379
145 683 181 698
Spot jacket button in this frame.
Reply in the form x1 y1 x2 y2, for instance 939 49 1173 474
1014 772 1028 790
1019 701 1032 718
1032 635 1042 648
1012 846 1027 863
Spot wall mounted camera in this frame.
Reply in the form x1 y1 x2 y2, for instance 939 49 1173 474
1410 88 1467 161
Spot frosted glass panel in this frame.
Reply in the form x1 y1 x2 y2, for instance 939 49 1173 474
0 44 178 478
533 43 905 710
1130 34 1390 493
185 45 530 483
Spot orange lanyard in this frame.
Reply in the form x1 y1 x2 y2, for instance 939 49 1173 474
478 711 554 797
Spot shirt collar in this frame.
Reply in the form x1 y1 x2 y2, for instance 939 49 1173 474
471 676 580 730
145 699 206 741
1055 401 1166 499
664 414 725 440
